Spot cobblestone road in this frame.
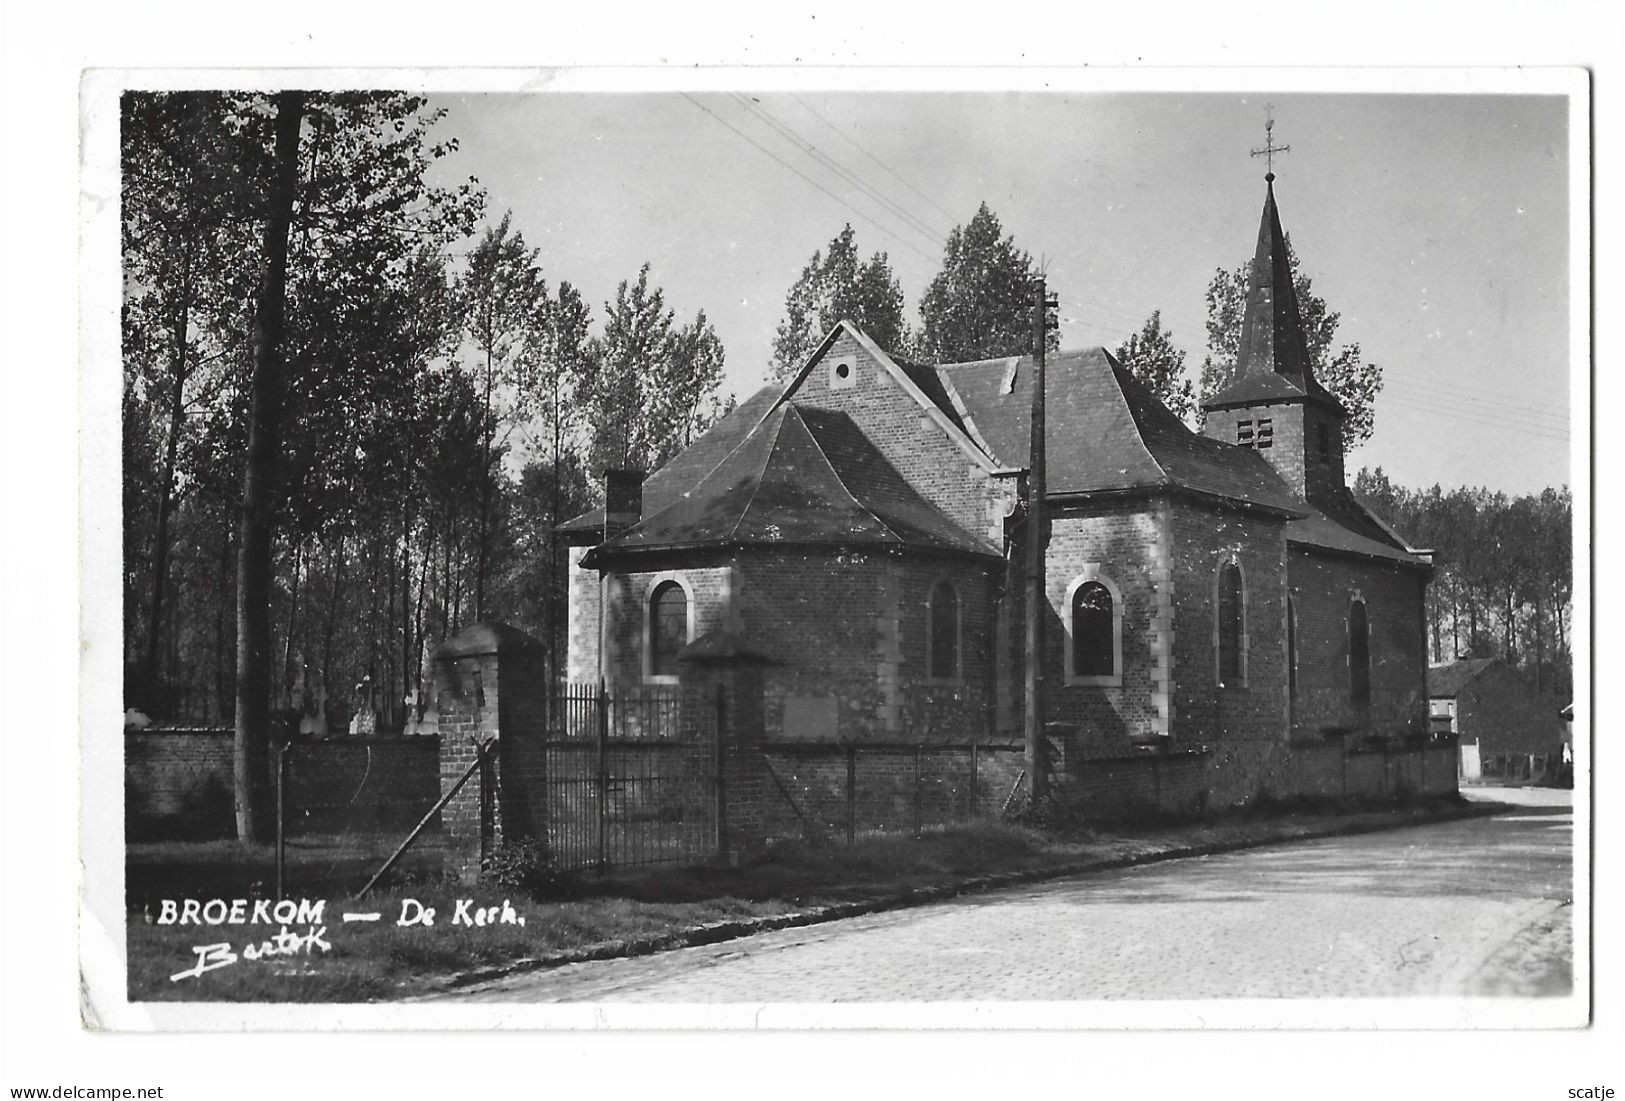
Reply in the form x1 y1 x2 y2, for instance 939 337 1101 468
448 788 1573 1003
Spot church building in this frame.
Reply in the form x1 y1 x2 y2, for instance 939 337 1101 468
559 174 1434 809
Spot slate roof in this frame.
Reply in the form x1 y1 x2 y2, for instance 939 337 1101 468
582 403 997 564
558 385 781 536
934 347 1305 516
1427 658 1500 699
1203 180 1345 414
1286 486 1432 567
562 314 1423 571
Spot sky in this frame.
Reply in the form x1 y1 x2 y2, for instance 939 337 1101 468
424 82 1577 497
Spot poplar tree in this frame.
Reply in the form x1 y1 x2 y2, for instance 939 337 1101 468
772 224 908 377
918 203 1044 364
1115 310 1198 423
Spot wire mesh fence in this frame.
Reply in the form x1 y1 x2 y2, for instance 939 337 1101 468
277 738 441 837
762 741 1026 844
128 688 1024 893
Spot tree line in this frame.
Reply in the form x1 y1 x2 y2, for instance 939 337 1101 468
122 90 729 756
1352 470 1573 700
769 211 1385 450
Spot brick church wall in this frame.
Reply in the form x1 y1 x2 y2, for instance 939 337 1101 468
1166 502 1290 738
1163 501 1293 808
573 544 1000 743
1038 501 1170 750
597 564 733 686
737 550 998 744
894 559 1000 743
792 330 1014 544
1288 548 1429 742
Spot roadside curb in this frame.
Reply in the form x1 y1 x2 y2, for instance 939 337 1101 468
433 800 1507 994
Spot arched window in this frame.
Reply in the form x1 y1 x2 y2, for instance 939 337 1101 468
928 580 960 679
1217 561 1245 686
1287 597 1298 698
1348 599 1371 704
1065 572 1122 686
649 581 688 677
1071 582 1114 678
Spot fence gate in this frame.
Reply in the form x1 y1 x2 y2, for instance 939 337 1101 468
543 682 719 873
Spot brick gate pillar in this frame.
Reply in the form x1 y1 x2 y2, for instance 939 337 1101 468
678 629 775 863
430 622 549 884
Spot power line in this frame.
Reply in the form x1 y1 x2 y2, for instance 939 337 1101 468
1382 392 1571 437
1059 315 1139 345
1377 390 1570 442
1064 298 1165 329
728 94 946 254
681 93 941 268
788 93 961 229
1381 378 1570 428
1384 374 1570 423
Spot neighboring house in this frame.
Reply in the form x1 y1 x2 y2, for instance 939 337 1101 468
1428 658 1566 781
559 174 1434 809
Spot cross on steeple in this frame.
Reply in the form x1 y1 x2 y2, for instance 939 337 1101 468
1250 104 1291 181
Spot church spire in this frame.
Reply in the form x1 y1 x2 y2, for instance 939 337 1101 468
1233 175 1317 391
1202 112 1351 505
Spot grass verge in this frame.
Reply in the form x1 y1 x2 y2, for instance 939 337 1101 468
126 795 1488 1003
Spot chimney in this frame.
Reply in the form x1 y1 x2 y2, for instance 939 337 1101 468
603 468 646 540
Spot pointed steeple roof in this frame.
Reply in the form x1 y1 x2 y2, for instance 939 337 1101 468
1203 177 1344 414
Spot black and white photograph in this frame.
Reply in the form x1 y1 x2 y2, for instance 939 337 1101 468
81 70 1589 1027
6 15 1610 1093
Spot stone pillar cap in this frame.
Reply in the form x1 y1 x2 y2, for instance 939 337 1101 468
431 621 547 660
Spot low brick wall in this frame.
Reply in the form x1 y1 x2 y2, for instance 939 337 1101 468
754 732 1457 839
125 727 237 840
1277 741 1346 799
761 741 1024 841
125 729 442 842
1069 748 1211 820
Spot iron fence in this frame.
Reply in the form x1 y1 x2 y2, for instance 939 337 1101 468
551 681 684 740
542 681 720 872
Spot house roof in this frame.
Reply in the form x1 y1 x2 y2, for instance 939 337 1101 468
1427 658 1500 698
934 347 1306 516
582 402 998 564
1202 179 1345 415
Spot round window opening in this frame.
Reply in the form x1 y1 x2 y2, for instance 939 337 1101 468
835 362 851 379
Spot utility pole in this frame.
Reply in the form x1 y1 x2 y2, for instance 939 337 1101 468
1023 277 1058 803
